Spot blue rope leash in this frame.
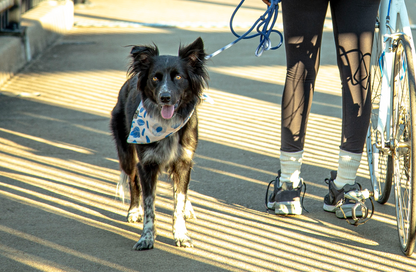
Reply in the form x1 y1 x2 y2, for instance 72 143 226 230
205 0 283 60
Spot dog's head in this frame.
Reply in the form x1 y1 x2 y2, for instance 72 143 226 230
128 37 208 120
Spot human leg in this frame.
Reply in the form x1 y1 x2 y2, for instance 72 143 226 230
279 0 328 186
323 0 380 216
270 0 329 215
280 0 328 154
331 0 380 186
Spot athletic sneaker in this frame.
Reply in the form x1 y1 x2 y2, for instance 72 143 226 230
267 171 305 215
323 171 363 218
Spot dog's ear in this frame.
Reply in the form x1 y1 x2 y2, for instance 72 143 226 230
128 45 159 77
178 37 206 67
130 45 159 66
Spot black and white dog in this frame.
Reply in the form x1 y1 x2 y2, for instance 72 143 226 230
110 37 208 250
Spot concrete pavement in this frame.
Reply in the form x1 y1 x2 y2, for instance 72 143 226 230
0 0 74 88
1 0 416 271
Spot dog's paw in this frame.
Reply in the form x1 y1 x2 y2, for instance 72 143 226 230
133 231 155 250
174 234 193 248
127 207 143 223
184 200 197 220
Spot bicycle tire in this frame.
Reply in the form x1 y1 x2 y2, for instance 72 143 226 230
392 34 416 256
367 19 393 204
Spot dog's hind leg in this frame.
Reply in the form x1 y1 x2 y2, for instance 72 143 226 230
133 162 159 250
171 160 194 248
118 145 143 223
110 106 143 223
115 171 143 222
127 171 143 223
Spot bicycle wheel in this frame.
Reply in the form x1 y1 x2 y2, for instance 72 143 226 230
367 18 393 204
392 34 416 256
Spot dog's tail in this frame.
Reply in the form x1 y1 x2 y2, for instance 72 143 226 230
116 171 130 204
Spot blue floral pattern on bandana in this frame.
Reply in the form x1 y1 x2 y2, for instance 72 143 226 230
127 101 193 144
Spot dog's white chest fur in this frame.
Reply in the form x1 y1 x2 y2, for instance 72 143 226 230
141 133 182 165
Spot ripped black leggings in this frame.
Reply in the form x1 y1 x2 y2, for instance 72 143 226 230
280 0 380 153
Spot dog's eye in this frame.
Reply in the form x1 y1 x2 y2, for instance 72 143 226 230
175 75 182 80
152 76 159 82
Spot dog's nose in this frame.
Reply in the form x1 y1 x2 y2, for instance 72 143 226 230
160 92 171 103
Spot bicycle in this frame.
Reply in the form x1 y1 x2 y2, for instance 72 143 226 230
366 0 416 256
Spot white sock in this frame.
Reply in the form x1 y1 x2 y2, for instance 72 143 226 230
334 149 362 189
279 150 303 188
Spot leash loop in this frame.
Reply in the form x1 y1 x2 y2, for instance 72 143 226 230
205 0 283 59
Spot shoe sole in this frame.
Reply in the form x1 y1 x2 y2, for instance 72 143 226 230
323 203 363 218
323 203 337 213
274 201 302 215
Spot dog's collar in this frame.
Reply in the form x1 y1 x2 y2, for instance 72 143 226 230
127 101 194 144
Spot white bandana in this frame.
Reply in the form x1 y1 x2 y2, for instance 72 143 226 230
127 101 193 144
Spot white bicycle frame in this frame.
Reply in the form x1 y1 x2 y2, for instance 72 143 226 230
371 0 416 198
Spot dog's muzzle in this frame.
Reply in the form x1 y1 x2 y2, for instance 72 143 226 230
159 92 171 103
159 92 180 119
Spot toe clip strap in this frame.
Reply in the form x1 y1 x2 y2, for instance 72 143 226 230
337 189 375 226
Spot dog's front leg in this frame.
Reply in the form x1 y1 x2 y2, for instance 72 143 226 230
133 162 158 250
172 162 194 248
184 199 196 220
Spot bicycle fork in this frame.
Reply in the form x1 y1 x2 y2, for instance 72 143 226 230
371 34 403 200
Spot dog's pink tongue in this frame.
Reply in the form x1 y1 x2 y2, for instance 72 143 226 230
161 105 175 119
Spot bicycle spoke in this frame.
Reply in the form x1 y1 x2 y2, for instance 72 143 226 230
392 35 416 256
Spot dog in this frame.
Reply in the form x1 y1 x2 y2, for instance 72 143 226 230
110 37 208 250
